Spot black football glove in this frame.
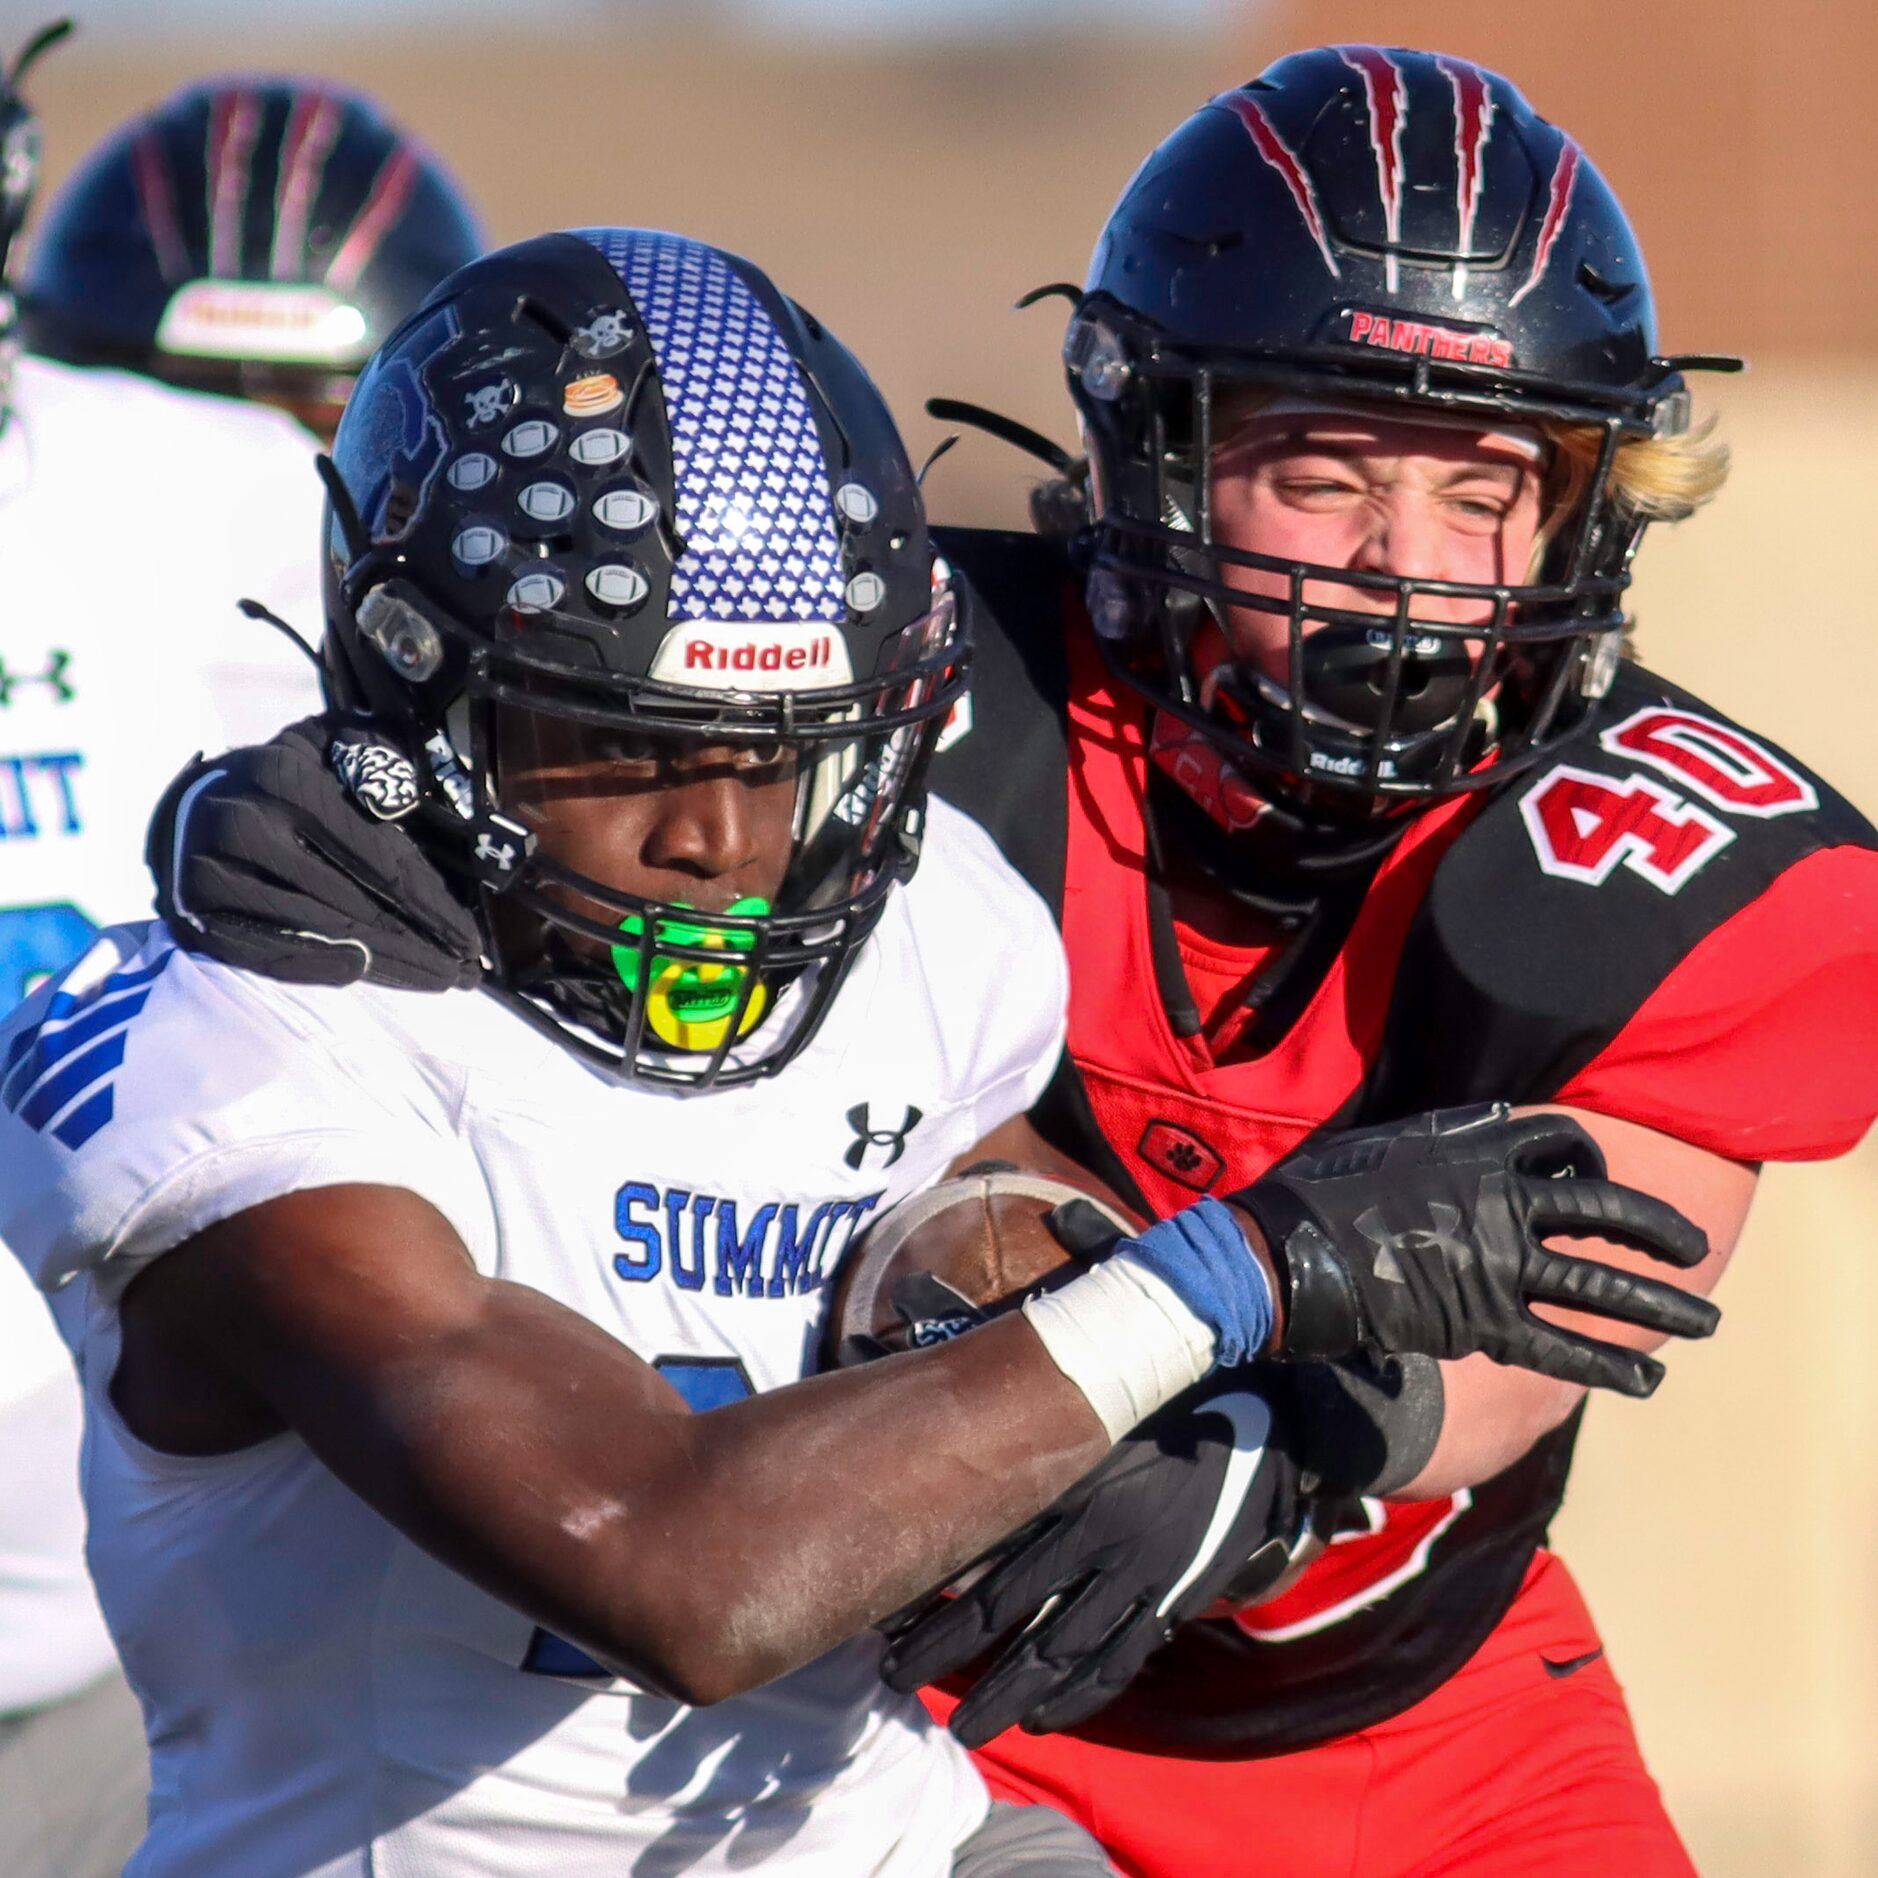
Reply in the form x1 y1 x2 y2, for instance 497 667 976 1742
1237 1105 1717 1398
147 716 484 993
880 1380 1302 1746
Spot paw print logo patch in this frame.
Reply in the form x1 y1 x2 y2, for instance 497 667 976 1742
1137 1119 1224 1193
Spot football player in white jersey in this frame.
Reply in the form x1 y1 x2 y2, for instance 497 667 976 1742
0 37 481 1876
3 228 1714 1878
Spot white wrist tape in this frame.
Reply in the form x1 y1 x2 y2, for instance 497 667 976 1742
1020 1252 1217 1445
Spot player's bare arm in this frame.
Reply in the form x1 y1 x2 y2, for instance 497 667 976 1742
111 1180 1121 1706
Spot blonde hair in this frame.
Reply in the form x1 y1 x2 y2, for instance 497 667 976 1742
1521 415 1727 591
1541 416 1730 526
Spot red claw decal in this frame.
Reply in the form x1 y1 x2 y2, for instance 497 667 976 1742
326 143 421 294
271 90 345 281
132 129 190 284
1339 46 1408 288
1215 89 1341 279
1509 138 1581 308
206 87 263 282
1438 57 1496 298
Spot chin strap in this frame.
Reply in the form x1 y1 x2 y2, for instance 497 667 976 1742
1149 707 1272 837
1147 717 1411 900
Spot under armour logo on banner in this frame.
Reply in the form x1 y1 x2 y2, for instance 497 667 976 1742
0 649 74 707
845 1102 923 1171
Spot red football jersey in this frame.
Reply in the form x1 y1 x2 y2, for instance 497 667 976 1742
930 525 1878 1754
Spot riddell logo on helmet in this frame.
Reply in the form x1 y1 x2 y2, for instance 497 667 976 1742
650 620 856 692
687 638 834 674
1343 310 1514 369
156 281 369 364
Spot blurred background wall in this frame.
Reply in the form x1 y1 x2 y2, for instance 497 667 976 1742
9 0 1873 1869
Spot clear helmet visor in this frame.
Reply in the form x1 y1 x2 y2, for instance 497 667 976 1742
465 585 964 1085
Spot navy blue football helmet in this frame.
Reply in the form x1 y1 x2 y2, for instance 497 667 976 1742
22 76 483 435
1066 46 1738 815
0 20 71 424
321 228 967 1085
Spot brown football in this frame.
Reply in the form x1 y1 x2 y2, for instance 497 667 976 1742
825 1163 1145 1367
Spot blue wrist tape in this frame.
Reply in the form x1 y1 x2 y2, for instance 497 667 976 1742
1115 1197 1275 1368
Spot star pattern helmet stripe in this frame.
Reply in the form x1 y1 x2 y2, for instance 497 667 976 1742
1509 138 1582 308
576 227 847 625
1338 45 1408 289
1214 90 1341 280
1439 56 1497 299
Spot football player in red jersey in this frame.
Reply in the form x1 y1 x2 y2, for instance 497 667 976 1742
872 48 1878 1877
136 47 1878 1878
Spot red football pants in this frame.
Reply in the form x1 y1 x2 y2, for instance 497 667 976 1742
925 1552 1696 1878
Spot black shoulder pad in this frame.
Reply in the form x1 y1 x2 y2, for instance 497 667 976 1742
1367 663 1878 1111
929 526 1074 915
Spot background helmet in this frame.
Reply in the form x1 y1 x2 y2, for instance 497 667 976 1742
22 76 483 434
0 19 70 423
321 227 966 1086
1067 45 1736 817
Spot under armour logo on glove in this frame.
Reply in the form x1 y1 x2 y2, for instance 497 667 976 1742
329 730 421 822
844 1102 923 1171
1353 1201 1470 1281
1231 1106 1720 1397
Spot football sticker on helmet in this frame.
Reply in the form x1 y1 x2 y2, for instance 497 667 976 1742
517 480 576 524
464 379 512 426
834 482 878 527
507 569 565 614
452 522 506 568
593 485 657 533
563 372 624 417
569 427 629 467
585 561 649 611
571 309 633 359
447 452 497 492
501 417 558 459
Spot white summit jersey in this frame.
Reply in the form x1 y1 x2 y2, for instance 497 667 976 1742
0 353 323 1713
0 797 1067 1878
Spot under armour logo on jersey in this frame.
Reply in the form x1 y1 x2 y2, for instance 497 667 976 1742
0 649 74 707
845 1102 923 1171
475 833 516 870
